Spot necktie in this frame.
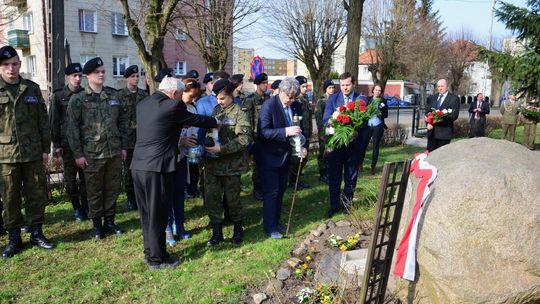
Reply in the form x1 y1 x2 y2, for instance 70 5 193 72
285 107 292 125
475 101 481 119
344 95 349 105
436 94 443 109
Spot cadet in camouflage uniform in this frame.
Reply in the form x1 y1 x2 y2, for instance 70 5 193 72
0 46 54 257
67 57 128 240
204 79 252 246
243 73 270 200
50 63 88 221
117 65 148 210
231 74 245 105
289 75 313 190
315 80 335 183
521 97 538 150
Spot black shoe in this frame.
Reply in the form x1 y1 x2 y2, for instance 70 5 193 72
74 209 87 221
319 175 329 184
104 216 124 235
20 225 30 234
253 191 263 201
29 225 55 250
325 208 339 219
92 218 105 240
206 222 223 246
2 229 23 258
127 191 138 211
148 256 180 270
232 221 244 245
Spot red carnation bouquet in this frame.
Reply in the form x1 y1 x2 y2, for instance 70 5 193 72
425 108 453 125
325 98 377 150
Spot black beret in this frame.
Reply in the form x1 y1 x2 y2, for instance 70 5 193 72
231 74 244 83
82 57 104 74
295 76 308 86
123 65 139 78
323 79 334 91
253 73 268 85
203 72 214 84
153 68 174 82
0 45 18 63
187 69 199 79
212 79 233 96
271 79 282 90
65 63 82 75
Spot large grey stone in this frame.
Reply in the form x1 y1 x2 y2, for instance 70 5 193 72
394 138 540 304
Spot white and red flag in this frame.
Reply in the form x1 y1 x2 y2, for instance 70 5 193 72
393 151 437 281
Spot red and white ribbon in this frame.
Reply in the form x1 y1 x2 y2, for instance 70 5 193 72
393 151 437 281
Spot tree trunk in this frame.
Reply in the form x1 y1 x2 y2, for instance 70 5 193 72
344 0 365 90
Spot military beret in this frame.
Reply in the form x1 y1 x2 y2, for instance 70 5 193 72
123 65 139 78
231 74 244 83
82 57 104 74
187 69 199 79
153 68 174 83
65 63 82 75
0 45 18 63
253 73 268 85
295 75 308 86
271 79 282 90
323 79 334 91
212 79 233 96
203 72 214 84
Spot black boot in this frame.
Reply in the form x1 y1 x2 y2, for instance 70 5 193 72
127 191 137 211
2 229 23 258
80 194 89 215
206 222 223 246
92 217 105 240
29 225 55 250
104 215 124 235
232 221 244 245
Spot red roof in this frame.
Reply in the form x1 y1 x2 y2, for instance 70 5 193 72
358 49 378 65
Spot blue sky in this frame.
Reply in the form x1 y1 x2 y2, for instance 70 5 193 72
236 0 528 58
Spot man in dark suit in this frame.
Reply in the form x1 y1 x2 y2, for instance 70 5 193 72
253 77 304 239
425 78 460 151
130 76 218 270
322 72 368 218
468 93 490 137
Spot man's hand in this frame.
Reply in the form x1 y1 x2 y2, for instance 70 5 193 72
55 148 63 158
205 142 221 154
179 136 198 147
76 157 88 169
427 124 434 130
42 153 49 167
121 149 127 161
299 147 308 159
285 126 302 137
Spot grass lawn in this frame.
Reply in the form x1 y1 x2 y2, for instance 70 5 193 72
487 123 540 146
0 145 422 304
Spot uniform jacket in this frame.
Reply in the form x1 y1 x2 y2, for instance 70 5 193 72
296 93 312 139
117 86 148 149
0 77 51 163
425 92 460 140
500 99 522 125
130 91 217 173
315 95 328 136
243 90 270 133
67 86 127 159
254 95 301 168
50 85 82 150
204 102 252 176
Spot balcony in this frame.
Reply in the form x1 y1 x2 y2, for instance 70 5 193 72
7 30 30 49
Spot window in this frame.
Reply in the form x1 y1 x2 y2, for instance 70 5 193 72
112 13 128 36
363 66 369 74
175 61 186 76
27 56 37 77
80 54 97 67
23 12 33 33
174 28 187 41
113 57 129 76
79 9 97 33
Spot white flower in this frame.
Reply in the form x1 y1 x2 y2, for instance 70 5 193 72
447 109 453 113
442 109 448 114
332 111 340 119
296 287 315 303
325 126 335 135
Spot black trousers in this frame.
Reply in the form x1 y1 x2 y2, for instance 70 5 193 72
427 138 451 152
132 169 173 265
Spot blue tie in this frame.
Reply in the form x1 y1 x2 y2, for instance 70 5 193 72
285 107 292 125
436 94 443 108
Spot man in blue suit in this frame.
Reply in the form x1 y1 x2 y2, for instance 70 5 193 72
253 77 304 239
322 72 369 218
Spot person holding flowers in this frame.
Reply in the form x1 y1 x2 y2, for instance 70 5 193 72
360 84 388 175
520 97 539 150
425 78 460 152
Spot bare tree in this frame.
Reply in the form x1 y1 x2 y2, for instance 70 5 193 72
176 0 263 72
343 0 366 87
272 0 347 98
444 30 479 94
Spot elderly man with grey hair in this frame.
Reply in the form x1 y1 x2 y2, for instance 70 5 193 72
130 76 219 269
253 77 305 239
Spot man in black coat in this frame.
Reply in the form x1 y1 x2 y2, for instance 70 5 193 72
468 93 490 137
130 76 218 270
425 78 460 152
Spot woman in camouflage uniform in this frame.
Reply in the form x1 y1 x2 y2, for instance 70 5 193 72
204 79 252 246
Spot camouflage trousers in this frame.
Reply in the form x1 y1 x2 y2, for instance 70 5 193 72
84 157 122 219
523 123 537 150
62 148 86 200
122 149 134 192
204 173 243 223
0 160 47 229
501 123 517 142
